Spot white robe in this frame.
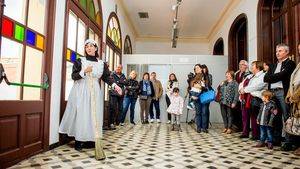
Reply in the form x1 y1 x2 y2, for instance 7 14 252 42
59 57 104 141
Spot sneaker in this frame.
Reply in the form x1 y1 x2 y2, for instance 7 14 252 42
120 123 124 126
167 120 171 124
150 119 154 123
157 119 161 123
110 124 116 130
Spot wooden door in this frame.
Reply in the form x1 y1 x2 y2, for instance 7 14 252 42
0 0 54 168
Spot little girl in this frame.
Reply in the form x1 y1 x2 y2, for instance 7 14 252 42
167 88 184 131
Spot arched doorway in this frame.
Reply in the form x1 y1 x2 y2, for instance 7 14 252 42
124 35 133 54
0 0 55 167
213 38 224 55
60 0 103 141
228 14 248 71
257 0 300 64
103 12 122 128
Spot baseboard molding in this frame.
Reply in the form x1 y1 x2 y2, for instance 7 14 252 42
49 142 60 150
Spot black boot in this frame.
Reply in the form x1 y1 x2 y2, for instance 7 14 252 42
75 141 83 151
84 141 95 149
171 124 175 131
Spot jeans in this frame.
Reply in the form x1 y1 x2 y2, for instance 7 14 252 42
194 100 208 130
109 95 124 125
260 125 273 143
149 99 161 119
220 104 233 129
271 89 290 140
120 96 137 123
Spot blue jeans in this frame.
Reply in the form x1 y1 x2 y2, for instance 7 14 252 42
120 96 137 123
149 99 160 119
194 100 208 130
260 125 273 143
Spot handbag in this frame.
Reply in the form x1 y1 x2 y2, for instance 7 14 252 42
215 85 221 102
285 104 300 136
199 89 215 104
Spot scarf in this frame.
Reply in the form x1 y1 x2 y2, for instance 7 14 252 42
143 80 152 96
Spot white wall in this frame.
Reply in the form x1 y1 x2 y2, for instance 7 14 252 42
49 0 66 145
49 0 137 145
122 54 228 123
135 40 210 55
209 0 259 63
101 0 136 54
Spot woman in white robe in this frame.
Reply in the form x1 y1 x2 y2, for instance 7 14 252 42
59 39 121 151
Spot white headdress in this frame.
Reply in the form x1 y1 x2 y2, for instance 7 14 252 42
84 39 98 49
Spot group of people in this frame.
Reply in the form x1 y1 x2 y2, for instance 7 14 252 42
217 43 300 154
58 38 300 157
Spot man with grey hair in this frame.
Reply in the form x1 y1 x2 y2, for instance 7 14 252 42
264 43 296 146
233 60 251 132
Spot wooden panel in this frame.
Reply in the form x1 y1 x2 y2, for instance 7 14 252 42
0 116 19 153
25 113 42 145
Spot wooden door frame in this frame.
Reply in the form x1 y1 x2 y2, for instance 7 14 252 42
59 0 103 144
228 13 248 71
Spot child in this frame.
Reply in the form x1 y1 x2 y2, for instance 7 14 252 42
187 82 202 110
254 90 278 149
167 87 184 131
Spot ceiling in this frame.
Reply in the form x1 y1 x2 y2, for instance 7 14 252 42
119 0 235 41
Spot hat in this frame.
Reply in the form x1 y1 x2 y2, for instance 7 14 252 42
84 39 98 47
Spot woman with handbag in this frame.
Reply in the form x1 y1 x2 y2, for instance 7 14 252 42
284 43 300 155
219 71 239 134
201 64 213 130
139 72 155 124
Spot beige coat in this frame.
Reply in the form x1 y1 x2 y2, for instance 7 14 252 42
286 63 300 117
151 79 163 100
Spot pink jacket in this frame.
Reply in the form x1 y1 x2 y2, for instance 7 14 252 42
166 95 184 115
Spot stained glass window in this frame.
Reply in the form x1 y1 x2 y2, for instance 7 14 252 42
78 0 101 26
124 36 132 54
107 16 121 49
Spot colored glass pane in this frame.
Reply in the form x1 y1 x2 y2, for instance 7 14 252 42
71 51 77 62
26 29 36 46
88 0 96 20
2 17 14 37
96 12 101 26
36 34 44 50
66 49 71 61
14 24 25 41
80 0 87 9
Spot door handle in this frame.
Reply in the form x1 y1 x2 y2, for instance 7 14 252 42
0 63 49 89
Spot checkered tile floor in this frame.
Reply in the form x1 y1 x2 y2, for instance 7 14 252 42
9 123 300 169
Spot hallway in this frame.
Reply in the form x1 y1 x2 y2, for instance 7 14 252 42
9 124 300 169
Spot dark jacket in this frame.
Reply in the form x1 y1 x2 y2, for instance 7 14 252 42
257 101 278 127
71 57 113 85
138 80 155 97
109 71 127 97
264 58 296 96
124 78 139 98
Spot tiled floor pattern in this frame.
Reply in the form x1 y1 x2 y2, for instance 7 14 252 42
9 123 300 169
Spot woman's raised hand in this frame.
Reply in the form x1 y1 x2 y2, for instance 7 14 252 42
84 66 93 73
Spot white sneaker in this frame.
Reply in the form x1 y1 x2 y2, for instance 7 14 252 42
120 123 124 126
157 119 161 123
167 120 171 124
150 119 154 123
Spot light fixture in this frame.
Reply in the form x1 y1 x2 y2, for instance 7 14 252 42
171 0 182 48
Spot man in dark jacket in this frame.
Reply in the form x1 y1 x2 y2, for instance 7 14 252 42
264 43 296 145
108 64 126 130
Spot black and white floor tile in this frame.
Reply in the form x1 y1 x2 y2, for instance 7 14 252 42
9 123 300 169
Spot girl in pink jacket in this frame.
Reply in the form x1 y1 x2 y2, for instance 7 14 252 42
167 88 184 131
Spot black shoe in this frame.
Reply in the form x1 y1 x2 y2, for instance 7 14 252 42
281 143 294 151
197 129 201 133
239 135 249 138
84 141 95 149
144 121 149 124
75 141 83 151
131 122 136 125
202 129 208 133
